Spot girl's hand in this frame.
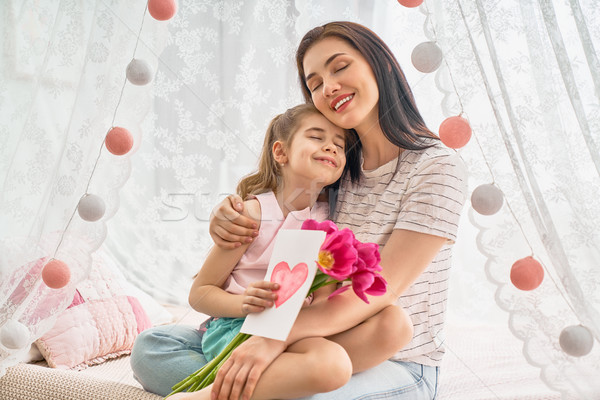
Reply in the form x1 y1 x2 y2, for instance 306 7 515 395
241 281 279 315
211 336 286 400
210 194 258 249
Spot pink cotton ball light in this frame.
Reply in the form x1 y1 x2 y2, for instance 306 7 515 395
42 259 71 289
148 0 177 21
105 127 133 155
398 0 423 7
439 116 472 149
510 256 544 291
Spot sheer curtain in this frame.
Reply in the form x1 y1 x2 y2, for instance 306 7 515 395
1 0 598 397
430 0 600 397
0 0 165 375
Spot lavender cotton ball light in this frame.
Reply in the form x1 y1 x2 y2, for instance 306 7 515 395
411 41 443 73
78 194 106 222
471 184 504 215
126 59 153 86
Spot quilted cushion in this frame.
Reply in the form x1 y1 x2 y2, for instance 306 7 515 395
34 254 152 370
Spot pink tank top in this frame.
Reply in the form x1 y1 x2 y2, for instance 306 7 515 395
222 191 329 294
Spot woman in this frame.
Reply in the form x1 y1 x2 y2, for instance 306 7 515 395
208 21 467 400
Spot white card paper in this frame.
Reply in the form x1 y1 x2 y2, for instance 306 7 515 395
240 229 326 341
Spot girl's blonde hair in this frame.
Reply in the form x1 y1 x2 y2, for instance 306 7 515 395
237 104 322 199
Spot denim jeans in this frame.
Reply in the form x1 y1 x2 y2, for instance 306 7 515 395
130 324 439 399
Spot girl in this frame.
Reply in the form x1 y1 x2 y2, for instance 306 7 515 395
208 22 468 400
130 104 413 399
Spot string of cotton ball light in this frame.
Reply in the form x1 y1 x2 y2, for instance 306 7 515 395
0 0 178 353
398 0 593 358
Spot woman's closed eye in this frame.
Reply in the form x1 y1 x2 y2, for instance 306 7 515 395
334 64 348 73
309 82 322 92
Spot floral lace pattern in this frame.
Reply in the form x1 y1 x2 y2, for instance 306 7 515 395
0 0 163 375
431 0 600 398
1 1 598 397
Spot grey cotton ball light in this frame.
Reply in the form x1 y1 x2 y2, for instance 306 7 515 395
559 325 594 357
471 184 504 215
78 194 106 222
126 59 153 86
411 41 443 73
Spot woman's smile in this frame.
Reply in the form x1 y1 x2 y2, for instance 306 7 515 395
331 94 354 112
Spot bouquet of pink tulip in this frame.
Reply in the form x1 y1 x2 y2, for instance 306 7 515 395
167 220 386 396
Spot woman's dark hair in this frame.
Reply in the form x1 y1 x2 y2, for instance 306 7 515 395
296 21 438 160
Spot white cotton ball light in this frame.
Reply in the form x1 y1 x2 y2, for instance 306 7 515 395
471 184 504 215
559 325 594 357
411 41 443 73
0 320 31 350
78 194 106 222
126 59 153 86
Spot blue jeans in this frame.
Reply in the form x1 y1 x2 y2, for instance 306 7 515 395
130 324 439 399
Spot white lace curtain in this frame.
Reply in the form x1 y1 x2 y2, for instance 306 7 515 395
0 0 598 397
432 0 600 397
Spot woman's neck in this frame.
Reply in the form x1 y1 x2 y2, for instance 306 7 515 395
275 184 321 218
357 125 401 170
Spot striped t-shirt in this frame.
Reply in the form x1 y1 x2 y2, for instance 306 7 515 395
333 142 467 366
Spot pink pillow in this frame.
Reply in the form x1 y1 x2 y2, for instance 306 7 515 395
34 253 151 370
36 294 150 369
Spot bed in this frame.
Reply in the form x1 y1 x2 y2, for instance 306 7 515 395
0 302 560 400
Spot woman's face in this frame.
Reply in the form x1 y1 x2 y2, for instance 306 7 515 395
302 37 379 133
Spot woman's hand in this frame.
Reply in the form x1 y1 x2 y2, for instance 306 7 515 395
241 281 279 315
210 194 258 249
211 336 286 400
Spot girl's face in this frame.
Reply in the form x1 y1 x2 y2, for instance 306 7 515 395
302 37 379 133
277 113 346 189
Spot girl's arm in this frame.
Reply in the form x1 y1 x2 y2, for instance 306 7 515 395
189 198 264 318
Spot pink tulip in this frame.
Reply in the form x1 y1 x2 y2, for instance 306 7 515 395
355 242 381 272
301 219 339 235
365 275 387 296
317 228 357 281
302 219 386 303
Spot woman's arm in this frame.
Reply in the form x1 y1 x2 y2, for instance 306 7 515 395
209 194 258 249
286 228 447 343
211 228 447 400
189 199 263 318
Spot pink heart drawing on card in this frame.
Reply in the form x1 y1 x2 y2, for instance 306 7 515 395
271 261 309 308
